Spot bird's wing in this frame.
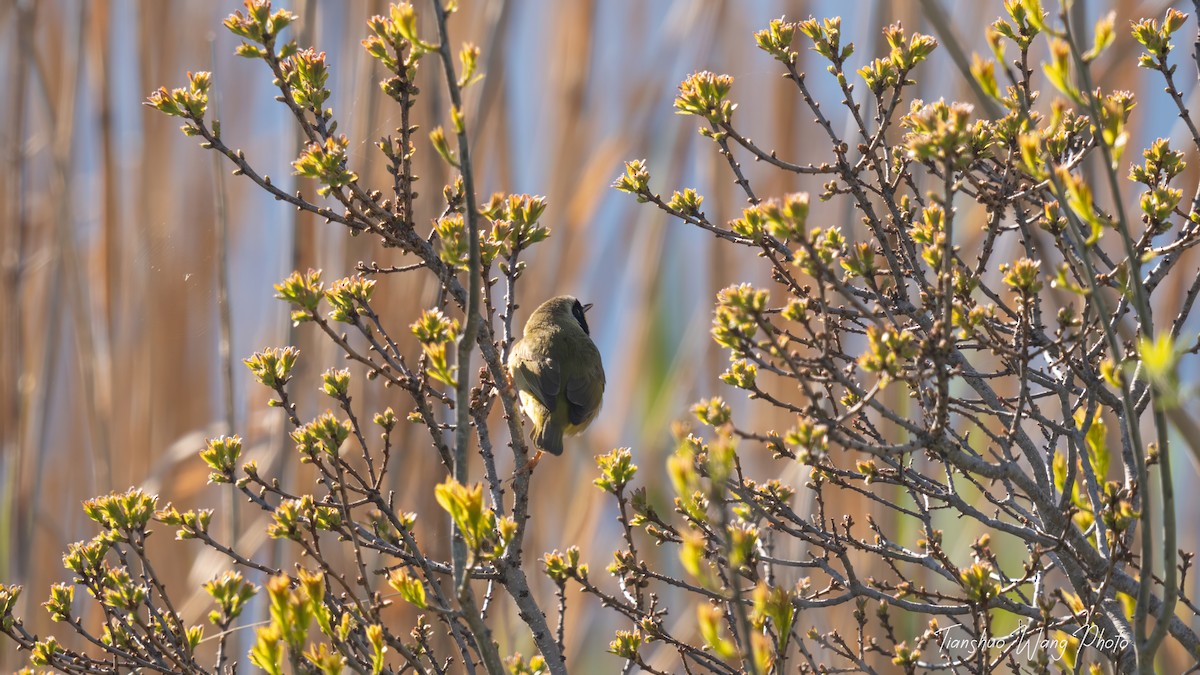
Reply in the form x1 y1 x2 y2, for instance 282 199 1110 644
509 346 561 409
565 347 605 425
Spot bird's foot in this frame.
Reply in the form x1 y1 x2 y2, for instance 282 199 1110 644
512 450 545 479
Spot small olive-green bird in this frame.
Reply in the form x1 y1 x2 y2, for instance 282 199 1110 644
507 296 605 456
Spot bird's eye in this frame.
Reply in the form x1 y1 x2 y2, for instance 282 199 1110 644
572 301 591 335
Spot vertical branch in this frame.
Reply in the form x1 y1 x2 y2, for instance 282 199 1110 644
429 0 483 588
1061 10 1177 667
935 158 955 437
427 5 510 675
501 247 522 361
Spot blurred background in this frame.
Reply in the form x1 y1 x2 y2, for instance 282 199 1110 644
3 0 1199 671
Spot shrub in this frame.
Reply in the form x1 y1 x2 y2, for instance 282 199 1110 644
2 1 1198 673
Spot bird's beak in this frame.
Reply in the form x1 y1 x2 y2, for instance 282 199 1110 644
582 303 594 313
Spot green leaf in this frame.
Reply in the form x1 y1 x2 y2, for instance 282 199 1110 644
1083 12 1115 62
697 605 738 659
388 569 427 608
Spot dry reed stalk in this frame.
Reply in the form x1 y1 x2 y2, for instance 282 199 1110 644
3 0 1199 670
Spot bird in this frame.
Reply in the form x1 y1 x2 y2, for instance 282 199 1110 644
506 295 606 458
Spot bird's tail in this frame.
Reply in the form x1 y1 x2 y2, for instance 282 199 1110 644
532 419 565 456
